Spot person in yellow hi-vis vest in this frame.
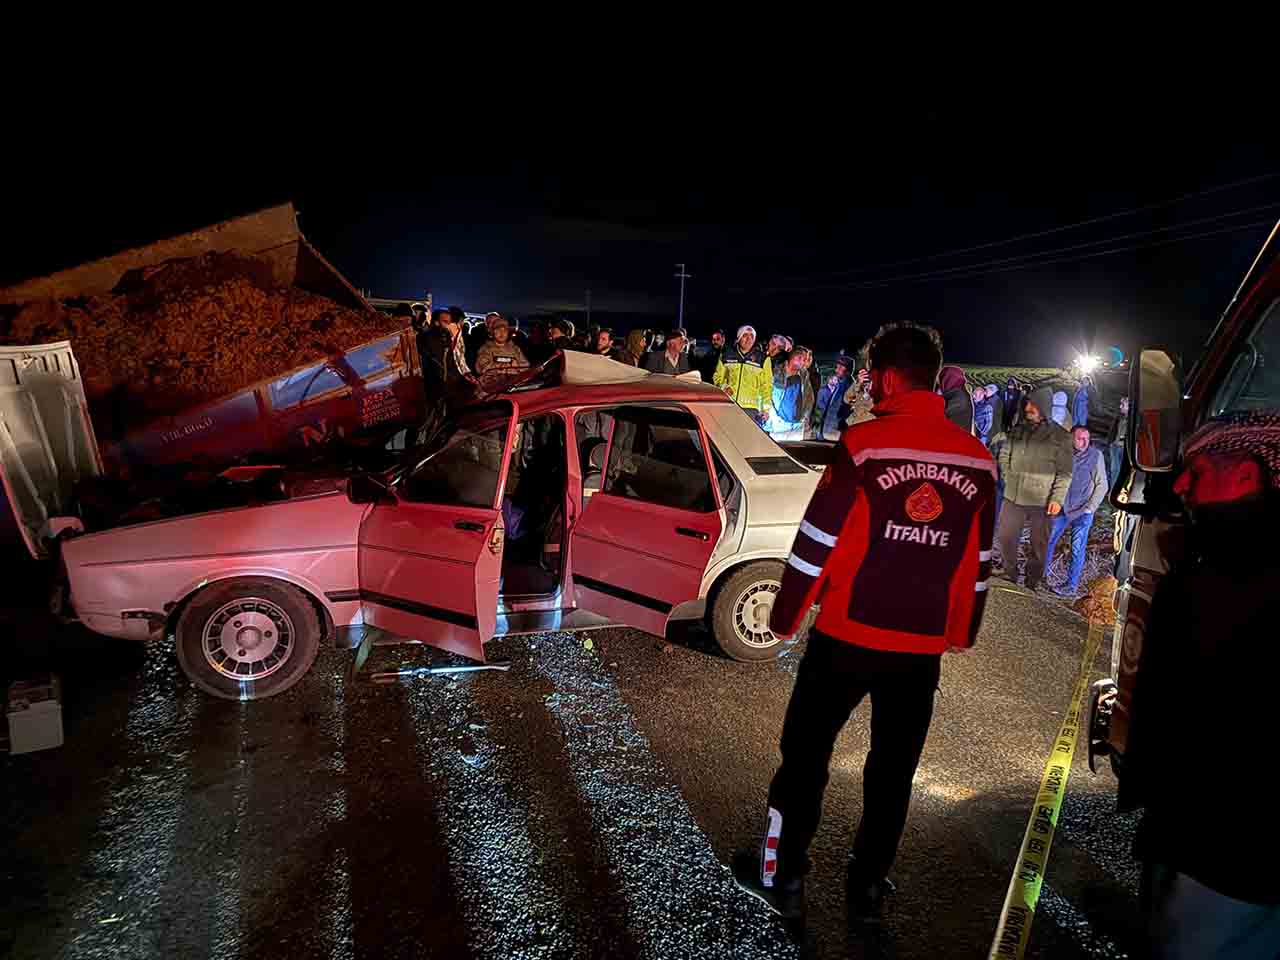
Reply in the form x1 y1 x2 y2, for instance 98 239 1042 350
713 325 773 427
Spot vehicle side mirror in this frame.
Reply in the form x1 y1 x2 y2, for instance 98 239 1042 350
1128 347 1183 473
347 473 391 505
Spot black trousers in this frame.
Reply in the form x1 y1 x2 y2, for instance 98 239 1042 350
767 631 940 885
995 500 1051 588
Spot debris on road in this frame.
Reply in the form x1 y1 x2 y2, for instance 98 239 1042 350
369 662 512 684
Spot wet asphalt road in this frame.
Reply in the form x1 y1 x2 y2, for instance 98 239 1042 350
2 584 1144 959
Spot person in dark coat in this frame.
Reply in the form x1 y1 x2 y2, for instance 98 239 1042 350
1122 411 1280 958
938 365 974 433
696 329 726 383
643 328 692 375
419 308 477 413
589 327 625 362
545 319 573 358
801 348 822 413
1001 376 1023 429
814 355 856 440
984 384 1004 442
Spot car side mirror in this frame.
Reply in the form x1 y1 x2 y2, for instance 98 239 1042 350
1128 347 1183 473
347 473 391 505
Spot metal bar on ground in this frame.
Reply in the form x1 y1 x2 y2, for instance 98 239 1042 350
370 663 512 684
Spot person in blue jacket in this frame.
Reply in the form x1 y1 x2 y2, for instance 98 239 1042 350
814 355 856 440
1073 375 1093 430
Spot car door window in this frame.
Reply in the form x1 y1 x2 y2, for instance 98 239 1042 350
603 407 716 512
1210 297 1280 418
400 419 510 508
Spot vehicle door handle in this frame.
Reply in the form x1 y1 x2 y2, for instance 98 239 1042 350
675 526 710 541
455 520 485 532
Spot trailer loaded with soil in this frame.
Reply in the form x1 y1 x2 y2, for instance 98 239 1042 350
0 204 426 553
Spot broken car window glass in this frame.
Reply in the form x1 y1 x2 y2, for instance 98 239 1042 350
400 419 510 509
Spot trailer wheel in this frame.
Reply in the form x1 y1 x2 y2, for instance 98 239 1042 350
175 578 321 700
710 561 801 662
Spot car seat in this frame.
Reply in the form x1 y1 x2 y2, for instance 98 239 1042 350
581 436 608 496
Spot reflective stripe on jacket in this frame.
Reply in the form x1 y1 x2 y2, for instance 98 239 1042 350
770 390 997 654
713 346 773 413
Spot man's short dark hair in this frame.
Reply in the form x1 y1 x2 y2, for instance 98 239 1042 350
431 308 450 325
548 319 569 337
867 323 943 389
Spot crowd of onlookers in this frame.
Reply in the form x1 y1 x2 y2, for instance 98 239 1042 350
412 303 1129 598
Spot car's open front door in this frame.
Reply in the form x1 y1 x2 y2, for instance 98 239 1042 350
570 405 723 636
357 400 519 660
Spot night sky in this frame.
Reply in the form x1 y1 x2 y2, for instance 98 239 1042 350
6 116 1277 368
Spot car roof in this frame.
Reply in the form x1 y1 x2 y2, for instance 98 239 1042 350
483 350 733 417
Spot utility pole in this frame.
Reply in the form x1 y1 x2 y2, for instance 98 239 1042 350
674 263 691 328
585 289 592 329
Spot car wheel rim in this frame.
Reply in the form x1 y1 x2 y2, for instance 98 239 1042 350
202 598 294 681
733 578 782 649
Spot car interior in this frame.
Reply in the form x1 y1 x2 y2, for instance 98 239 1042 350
499 414 567 597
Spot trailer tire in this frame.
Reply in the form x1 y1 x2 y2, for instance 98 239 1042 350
710 561 801 662
175 577 321 701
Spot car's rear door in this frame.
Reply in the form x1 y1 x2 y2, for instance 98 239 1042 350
569 405 723 636
357 400 518 660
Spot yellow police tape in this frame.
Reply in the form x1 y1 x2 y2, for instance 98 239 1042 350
987 616 1105 959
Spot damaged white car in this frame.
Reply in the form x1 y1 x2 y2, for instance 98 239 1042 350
2 346 825 700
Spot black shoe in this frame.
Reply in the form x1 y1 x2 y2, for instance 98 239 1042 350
846 869 895 924
732 849 805 920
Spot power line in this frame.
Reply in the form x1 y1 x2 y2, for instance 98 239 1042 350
764 202 1280 295
762 170 1280 290
819 217 1276 294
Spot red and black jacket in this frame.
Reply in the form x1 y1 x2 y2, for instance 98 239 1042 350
771 390 996 655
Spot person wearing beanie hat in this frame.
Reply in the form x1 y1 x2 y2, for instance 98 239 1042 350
1123 409 1280 957
714 326 773 426
938 365 974 434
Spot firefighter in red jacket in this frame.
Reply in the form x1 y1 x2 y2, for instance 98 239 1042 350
733 323 996 924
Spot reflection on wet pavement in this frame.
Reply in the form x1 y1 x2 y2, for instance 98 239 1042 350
3 589 1149 959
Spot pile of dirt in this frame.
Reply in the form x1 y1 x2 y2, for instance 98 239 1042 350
1073 574 1117 624
0 251 401 434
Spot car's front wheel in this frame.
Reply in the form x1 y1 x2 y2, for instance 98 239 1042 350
175 577 321 700
710 561 800 661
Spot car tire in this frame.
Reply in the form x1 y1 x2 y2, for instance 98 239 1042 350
175 577 322 701
711 561 802 662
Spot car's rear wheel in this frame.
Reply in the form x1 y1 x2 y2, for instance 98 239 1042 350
710 561 800 661
175 577 321 700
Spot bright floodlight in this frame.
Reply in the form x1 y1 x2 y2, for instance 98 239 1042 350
1078 354 1099 374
